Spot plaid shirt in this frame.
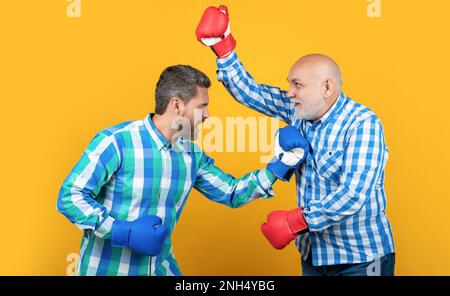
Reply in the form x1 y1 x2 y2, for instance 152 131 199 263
217 51 395 266
57 113 276 275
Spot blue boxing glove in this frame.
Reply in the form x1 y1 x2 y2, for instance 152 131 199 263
111 215 167 256
267 126 310 181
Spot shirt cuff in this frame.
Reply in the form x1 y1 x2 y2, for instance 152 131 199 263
216 50 239 69
256 168 277 199
216 50 246 84
302 201 327 232
94 215 116 239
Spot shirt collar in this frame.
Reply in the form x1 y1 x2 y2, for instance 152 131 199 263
144 113 171 151
314 92 346 125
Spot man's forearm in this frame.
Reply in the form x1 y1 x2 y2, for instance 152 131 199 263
216 51 295 123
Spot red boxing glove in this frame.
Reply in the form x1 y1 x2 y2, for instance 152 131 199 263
195 5 236 58
261 208 309 250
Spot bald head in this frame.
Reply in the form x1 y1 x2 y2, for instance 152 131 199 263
293 54 342 90
286 54 343 121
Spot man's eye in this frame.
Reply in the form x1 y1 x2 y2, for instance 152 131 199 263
295 83 302 88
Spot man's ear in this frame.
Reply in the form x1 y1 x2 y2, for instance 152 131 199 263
323 79 334 99
169 97 185 115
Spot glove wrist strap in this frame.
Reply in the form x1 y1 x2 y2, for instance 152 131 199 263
287 208 308 234
267 157 294 181
212 34 236 58
111 220 131 248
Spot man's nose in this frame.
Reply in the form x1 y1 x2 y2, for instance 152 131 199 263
202 109 209 121
286 87 295 98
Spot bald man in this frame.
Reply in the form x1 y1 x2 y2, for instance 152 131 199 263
196 5 395 276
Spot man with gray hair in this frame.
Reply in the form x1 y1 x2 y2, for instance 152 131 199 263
196 5 395 276
57 64 310 275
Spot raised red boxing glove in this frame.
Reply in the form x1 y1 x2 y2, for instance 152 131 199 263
195 5 236 58
261 208 309 250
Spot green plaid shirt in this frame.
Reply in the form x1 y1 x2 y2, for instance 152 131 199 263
57 114 276 275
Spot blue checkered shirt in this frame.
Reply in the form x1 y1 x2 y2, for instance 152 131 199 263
216 51 395 266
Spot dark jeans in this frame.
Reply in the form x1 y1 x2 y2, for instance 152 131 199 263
301 252 395 276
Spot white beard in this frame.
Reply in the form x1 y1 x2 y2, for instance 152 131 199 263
295 98 327 120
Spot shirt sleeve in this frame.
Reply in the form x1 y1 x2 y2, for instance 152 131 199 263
216 50 295 124
302 116 388 231
193 151 277 208
57 132 120 239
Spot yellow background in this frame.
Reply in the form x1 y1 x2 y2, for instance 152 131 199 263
0 0 449 275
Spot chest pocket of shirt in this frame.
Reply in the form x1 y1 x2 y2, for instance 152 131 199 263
315 149 344 181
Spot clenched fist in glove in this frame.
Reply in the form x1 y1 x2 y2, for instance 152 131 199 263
261 208 309 250
195 5 236 58
267 126 309 181
111 215 167 256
